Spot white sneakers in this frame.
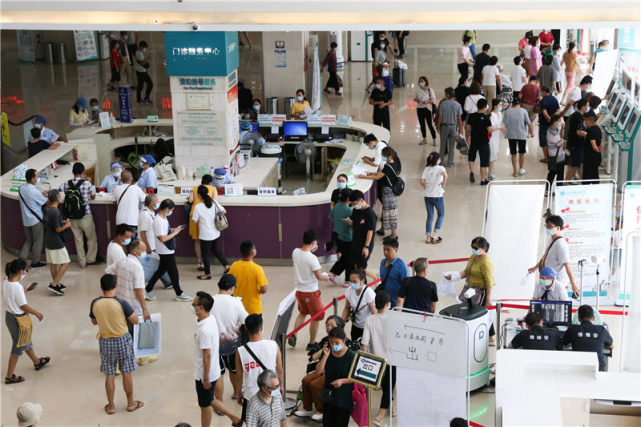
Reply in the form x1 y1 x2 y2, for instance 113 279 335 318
176 293 193 302
295 410 322 422
145 292 157 301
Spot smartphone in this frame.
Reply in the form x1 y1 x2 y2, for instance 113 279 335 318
27 282 38 291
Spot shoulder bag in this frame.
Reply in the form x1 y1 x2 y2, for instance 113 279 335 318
377 258 399 292
117 184 132 204
385 164 405 196
537 236 562 269
348 286 368 323
214 202 229 231
18 186 44 223
243 343 267 370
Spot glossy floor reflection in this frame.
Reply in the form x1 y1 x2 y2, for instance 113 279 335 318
1 30 626 427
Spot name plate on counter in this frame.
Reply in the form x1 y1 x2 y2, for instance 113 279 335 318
337 115 352 126
224 183 244 197
320 114 337 126
270 114 286 125
306 114 322 126
257 187 277 197
180 186 193 196
257 114 272 126
147 115 159 123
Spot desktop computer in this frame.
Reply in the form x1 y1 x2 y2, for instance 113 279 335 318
529 301 573 327
283 121 308 141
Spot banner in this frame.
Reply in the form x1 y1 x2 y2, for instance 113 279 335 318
484 184 546 300
554 183 613 294
73 31 98 62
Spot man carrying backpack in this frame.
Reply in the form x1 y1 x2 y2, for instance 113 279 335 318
60 162 98 268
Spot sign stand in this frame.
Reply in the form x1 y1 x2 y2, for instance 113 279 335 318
348 351 387 427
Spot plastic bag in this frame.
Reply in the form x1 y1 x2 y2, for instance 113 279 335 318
351 383 368 427
439 271 461 298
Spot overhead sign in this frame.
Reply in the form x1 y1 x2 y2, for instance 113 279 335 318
348 351 387 389
165 32 239 76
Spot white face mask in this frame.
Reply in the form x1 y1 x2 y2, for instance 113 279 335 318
113 170 122 178
20 272 27 281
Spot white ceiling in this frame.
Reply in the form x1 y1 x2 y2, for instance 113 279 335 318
1 0 640 30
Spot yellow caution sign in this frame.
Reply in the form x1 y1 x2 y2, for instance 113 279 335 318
1 112 10 147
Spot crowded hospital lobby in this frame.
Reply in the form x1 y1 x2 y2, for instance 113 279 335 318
1 1 641 426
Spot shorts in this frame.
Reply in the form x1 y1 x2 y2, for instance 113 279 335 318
568 145 584 167
99 334 137 376
220 352 237 375
295 290 325 320
5 311 32 356
468 143 490 167
509 139 527 154
195 379 217 408
46 247 70 265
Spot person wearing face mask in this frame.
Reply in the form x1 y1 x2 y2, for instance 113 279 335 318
237 80 254 112
545 114 566 190
481 56 502 106
564 99 589 181
145 199 192 302
341 269 377 342
421 152 447 244
106 224 134 267
137 154 157 193
69 97 89 127
245 370 287 427
532 267 569 301
32 115 66 143
457 36 474 81
18 169 48 269
248 99 262 120
3 258 50 385
503 97 532 177
537 86 561 163
329 189 353 283
322 42 342 96
345 190 377 279
229 240 269 316
529 36 542 76
88 98 102 123
100 162 123 193
466 98 492 185
487 98 503 181
137 195 173 290
377 237 408 307
330 174 349 208
369 77 393 131
191 291 242 427
192 185 229 280
374 40 394 96
360 133 388 170
582 112 603 184
114 170 146 233
188 174 217 271
316 326 356 427
561 77 591 138
445 237 496 344
537 55 556 97
42 190 72 295
528 215 580 297
289 230 332 350
509 311 562 350
414 76 438 145
28 127 59 158
290 89 311 120
134 40 153 104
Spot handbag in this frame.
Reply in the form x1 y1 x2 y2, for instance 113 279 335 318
138 319 159 349
547 146 562 172
214 202 229 231
351 383 369 427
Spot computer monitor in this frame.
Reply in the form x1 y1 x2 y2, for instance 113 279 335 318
283 121 308 138
612 96 626 122
529 300 573 326
605 77 616 97
623 72 632 92
618 103 632 127
625 109 641 139
608 92 619 111
240 121 259 132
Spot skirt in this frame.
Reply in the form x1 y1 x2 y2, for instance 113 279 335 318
381 186 398 232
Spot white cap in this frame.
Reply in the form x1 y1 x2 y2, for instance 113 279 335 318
17 402 42 427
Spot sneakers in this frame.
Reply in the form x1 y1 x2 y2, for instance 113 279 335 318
447 162 455 167
145 292 157 301
287 334 297 348
469 172 475 183
480 180 489 186
196 263 205 272
30 262 47 269
311 413 323 422
48 284 64 296
58 283 67 290
489 174 496 181
518 168 526 176
138 356 159 366
162 282 174 290
176 293 193 302
295 410 314 418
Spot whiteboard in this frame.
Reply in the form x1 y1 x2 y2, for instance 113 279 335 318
397 368 466 427
384 310 468 378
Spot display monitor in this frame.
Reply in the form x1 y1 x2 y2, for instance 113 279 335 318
612 96 626 121
608 92 619 111
240 121 259 132
605 77 616 97
625 109 640 139
618 104 632 127
623 72 632 92
529 300 573 326
283 121 308 138
636 81 641 102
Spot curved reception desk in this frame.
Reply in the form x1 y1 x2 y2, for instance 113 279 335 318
2 120 388 264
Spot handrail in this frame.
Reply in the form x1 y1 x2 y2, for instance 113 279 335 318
7 114 38 126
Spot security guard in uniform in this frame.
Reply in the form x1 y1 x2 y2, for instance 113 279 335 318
562 305 614 371
509 311 562 350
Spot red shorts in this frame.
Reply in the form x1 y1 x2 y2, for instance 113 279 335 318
296 290 325 320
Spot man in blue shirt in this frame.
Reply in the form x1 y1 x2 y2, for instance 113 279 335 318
99 162 123 193
33 115 66 143
18 169 48 268
378 237 409 307
538 86 561 162
137 155 157 193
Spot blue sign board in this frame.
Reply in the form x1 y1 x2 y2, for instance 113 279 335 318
164 32 239 76
118 85 133 123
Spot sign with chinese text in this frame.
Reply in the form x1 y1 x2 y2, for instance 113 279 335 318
348 351 387 389
165 32 239 76
117 85 133 123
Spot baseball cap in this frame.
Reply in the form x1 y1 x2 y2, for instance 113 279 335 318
35 115 47 125
110 161 122 170
214 168 226 177
140 154 157 166
539 266 558 278
17 402 42 427
76 97 88 110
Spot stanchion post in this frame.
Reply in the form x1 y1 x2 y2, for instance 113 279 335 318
496 302 502 349
280 334 297 410
367 386 372 427
333 297 338 316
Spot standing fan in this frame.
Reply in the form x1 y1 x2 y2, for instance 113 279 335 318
239 131 265 156
294 142 316 180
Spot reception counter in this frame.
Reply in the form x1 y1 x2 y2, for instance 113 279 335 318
2 120 389 263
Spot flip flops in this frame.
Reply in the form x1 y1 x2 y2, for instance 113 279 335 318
126 400 144 412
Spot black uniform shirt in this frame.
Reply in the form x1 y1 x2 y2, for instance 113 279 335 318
511 325 562 350
562 321 613 371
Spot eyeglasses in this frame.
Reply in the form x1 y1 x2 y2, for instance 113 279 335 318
265 383 281 391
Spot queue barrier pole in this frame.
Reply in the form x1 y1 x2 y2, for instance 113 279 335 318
495 302 502 350
333 297 338 317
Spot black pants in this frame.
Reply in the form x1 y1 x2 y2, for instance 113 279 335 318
351 324 364 342
110 67 121 83
380 365 397 409
330 238 352 280
373 109 390 131
458 63 469 79
326 70 341 92
397 35 406 57
136 71 153 101
417 108 437 139
200 237 228 275
127 44 137 65
323 403 351 427
546 162 565 189
147 254 183 296
583 158 601 183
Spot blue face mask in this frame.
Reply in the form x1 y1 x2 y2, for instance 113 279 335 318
36 177 41 184
418 82 426 88
381 156 388 163
34 123 42 129
379 44 385 49
166 211 173 217
472 248 482 256
123 238 132 245
337 182 347 189
270 389 280 397
375 84 381 90
349 282 361 290
352 203 361 210
139 161 145 168
498 106 503 112
332 344 344 352
297 96 303 102
540 278 552 288
92 105 99 111
369 145 376 150
253 105 260 111
154 202 160 210
545 228 555 236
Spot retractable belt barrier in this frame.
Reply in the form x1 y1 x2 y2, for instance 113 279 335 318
488 301 629 316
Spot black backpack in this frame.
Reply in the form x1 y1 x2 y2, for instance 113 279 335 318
386 163 405 196
62 179 86 219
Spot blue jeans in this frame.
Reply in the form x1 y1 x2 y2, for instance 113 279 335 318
424 197 445 234
469 43 477 59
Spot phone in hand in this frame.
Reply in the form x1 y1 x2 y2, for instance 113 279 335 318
27 282 38 292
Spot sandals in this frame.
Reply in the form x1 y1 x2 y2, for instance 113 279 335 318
126 400 144 412
5 374 25 384
425 237 433 244
104 404 116 415
34 357 50 371
197 275 212 280
431 237 443 244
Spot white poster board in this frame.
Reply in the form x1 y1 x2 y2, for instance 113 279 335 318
17 30 36 63
176 111 222 146
484 184 546 300
554 183 613 294
591 49 619 98
73 31 99 62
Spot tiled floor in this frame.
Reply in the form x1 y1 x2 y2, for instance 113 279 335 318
1 30 628 426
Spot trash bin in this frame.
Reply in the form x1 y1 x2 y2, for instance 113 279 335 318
284 97 296 119
46 43 54 64
266 97 279 115
53 43 66 64
439 302 490 391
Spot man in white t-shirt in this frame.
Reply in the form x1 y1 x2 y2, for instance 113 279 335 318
106 224 134 267
134 40 153 104
510 56 527 98
288 230 331 351
235 314 283 422
192 291 240 426
361 133 388 170
114 171 146 231
481 56 502 105
137 194 172 290
561 76 592 138
213 274 248 401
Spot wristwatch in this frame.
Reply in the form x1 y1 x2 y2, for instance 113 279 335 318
203 376 209 381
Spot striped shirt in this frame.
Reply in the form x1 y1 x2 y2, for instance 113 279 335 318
245 392 286 427
61 177 95 215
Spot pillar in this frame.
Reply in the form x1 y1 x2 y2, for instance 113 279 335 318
164 32 239 176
